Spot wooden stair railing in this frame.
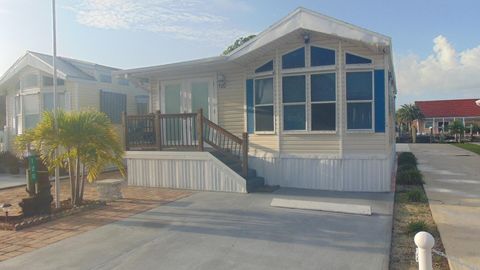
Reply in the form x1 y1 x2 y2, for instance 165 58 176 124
123 109 249 177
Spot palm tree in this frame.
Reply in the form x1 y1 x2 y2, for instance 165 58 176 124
16 110 125 206
396 104 424 142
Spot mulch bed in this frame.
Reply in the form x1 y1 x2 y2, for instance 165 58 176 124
0 199 106 231
389 185 450 270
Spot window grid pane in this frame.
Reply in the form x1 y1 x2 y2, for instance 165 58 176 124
255 105 274 131
312 103 336 131
311 73 336 102
283 104 306 131
282 75 306 103
347 102 372 129
346 71 373 101
254 78 273 105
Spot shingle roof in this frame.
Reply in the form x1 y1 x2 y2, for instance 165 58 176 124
415 99 480 118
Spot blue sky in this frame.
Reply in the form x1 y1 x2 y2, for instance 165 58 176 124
0 0 479 105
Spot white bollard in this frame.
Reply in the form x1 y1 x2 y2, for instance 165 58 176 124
414 231 435 270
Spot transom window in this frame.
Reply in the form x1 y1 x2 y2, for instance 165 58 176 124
311 46 335 66
254 77 274 132
346 71 373 130
346 53 372 65
255 60 273 73
282 47 305 69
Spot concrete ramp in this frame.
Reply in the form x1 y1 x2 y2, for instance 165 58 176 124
271 198 372 215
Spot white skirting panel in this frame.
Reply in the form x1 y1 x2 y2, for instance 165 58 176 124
126 151 246 193
249 154 393 192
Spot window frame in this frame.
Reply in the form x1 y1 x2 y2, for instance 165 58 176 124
345 69 375 132
281 74 307 132
280 43 338 134
253 75 275 134
310 71 337 133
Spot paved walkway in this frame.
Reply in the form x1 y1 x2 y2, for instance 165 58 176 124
0 174 25 189
0 176 192 262
410 144 480 270
0 189 394 270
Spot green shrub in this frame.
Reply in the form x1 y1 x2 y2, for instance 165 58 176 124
397 169 424 185
398 152 417 167
397 163 417 173
406 188 427 202
406 220 429 235
0 151 21 174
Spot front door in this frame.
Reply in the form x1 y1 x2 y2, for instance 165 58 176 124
161 78 216 145
161 78 216 120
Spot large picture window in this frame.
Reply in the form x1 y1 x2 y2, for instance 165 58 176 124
23 94 40 130
254 78 274 132
43 93 65 111
311 73 336 130
346 71 373 130
282 75 306 130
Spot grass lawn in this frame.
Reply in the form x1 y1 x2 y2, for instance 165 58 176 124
453 143 480 155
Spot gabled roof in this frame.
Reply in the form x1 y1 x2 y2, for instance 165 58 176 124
227 7 391 59
415 99 480 118
117 7 395 83
0 51 120 86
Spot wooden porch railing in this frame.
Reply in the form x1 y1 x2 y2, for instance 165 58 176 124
122 109 249 177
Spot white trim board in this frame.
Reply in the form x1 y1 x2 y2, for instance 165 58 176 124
270 198 372 216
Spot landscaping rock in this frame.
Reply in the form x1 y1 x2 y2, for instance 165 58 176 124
96 179 123 201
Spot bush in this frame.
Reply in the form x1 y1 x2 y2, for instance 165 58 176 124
406 188 427 202
397 169 424 185
398 152 417 167
397 163 417 173
406 220 429 235
0 151 21 174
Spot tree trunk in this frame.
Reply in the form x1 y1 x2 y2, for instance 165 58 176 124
79 163 86 202
74 155 81 206
68 157 75 206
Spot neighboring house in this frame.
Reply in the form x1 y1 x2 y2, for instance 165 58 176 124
415 99 480 135
119 7 397 193
0 51 149 152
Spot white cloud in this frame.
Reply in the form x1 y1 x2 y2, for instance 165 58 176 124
396 35 480 104
66 0 251 44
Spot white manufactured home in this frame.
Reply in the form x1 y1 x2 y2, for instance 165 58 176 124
0 51 149 153
119 8 397 193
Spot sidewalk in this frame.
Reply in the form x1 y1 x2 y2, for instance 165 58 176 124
0 173 192 261
410 144 480 270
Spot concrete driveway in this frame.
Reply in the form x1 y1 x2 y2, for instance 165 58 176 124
0 189 393 270
0 174 25 189
410 144 480 269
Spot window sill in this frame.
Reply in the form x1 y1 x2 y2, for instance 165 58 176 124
346 129 375 134
282 130 337 135
253 131 276 135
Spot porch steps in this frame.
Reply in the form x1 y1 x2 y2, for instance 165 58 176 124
208 150 266 193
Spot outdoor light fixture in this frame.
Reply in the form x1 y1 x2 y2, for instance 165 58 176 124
217 73 226 88
303 32 310 44
1 203 12 222
476 99 480 107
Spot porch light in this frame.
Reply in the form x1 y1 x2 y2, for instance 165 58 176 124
217 73 226 88
303 32 310 44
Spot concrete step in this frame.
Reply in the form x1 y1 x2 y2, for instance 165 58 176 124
246 176 265 192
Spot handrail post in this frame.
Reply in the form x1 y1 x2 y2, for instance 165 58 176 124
155 110 162 150
122 111 129 151
197 109 204 151
242 132 248 177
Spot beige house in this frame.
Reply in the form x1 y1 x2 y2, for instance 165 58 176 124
120 7 397 193
0 51 148 152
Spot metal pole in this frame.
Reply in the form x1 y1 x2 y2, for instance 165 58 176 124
52 0 60 208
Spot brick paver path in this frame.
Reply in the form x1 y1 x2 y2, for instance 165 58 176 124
0 172 192 261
